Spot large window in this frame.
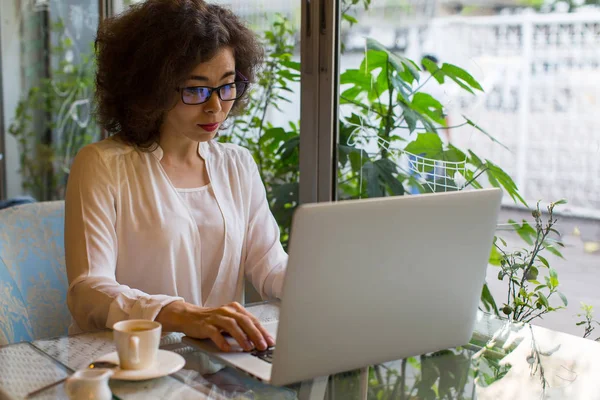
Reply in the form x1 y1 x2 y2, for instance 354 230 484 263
328 2 600 396
331 0 600 340
1 0 101 201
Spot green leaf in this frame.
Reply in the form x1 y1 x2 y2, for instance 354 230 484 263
339 144 362 168
482 161 527 206
534 284 547 291
391 75 413 102
394 54 421 83
342 13 358 25
366 38 420 82
549 268 559 288
398 102 420 133
380 170 405 195
421 57 444 84
489 244 502 266
340 86 364 102
340 69 372 88
260 126 286 144
545 244 564 259
366 39 400 66
404 133 444 160
553 199 567 206
558 292 568 306
441 63 484 92
373 159 404 195
412 93 445 125
360 50 389 74
348 148 369 172
469 159 527 206
537 255 550 268
373 68 390 102
537 292 549 308
526 266 539 282
362 162 383 197
481 282 499 316
508 219 536 246
278 136 300 160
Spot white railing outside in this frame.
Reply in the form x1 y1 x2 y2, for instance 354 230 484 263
422 12 600 219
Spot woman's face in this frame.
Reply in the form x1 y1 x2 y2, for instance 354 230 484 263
161 47 238 143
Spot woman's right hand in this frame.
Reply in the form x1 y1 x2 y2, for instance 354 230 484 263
156 300 275 352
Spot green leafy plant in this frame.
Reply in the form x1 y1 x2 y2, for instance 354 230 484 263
340 0 372 28
336 38 525 203
576 302 600 341
489 201 567 323
222 14 301 248
9 19 99 200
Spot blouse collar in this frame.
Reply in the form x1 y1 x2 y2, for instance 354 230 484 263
150 141 208 161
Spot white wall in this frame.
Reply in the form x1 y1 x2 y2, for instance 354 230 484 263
1 0 24 198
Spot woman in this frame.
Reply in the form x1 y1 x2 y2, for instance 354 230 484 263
65 0 286 353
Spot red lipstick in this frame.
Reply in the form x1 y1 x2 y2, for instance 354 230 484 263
198 123 219 132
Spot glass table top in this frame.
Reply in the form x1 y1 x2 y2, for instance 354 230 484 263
1 302 600 399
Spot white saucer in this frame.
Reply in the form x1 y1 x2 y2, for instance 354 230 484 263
94 350 185 381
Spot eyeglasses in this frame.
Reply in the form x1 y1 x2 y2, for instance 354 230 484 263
176 81 249 105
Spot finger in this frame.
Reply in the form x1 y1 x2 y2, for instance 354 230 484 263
253 319 275 347
231 313 269 351
234 307 275 348
213 316 253 352
203 324 230 352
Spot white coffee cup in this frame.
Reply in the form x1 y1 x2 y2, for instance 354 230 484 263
112 320 161 370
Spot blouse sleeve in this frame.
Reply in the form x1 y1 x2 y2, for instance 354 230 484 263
242 151 288 299
65 145 183 331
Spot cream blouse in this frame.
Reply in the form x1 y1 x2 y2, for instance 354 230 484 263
65 137 288 333
176 184 224 305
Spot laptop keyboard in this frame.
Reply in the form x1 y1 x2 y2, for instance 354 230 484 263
250 347 275 364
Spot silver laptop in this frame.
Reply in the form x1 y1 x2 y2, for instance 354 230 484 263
183 188 503 385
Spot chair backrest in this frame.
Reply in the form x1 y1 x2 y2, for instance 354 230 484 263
0 201 70 345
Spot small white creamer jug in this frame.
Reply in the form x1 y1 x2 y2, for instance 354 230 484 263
65 368 113 400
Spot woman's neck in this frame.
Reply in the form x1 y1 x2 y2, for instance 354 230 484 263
158 131 202 165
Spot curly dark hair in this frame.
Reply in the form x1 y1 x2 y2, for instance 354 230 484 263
95 0 264 149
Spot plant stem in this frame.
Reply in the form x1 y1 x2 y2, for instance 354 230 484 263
381 58 395 160
393 120 470 131
341 96 387 118
463 166 489 189
515 207 554 320
524 310 549 323
399 358 407 399
409 71 437 96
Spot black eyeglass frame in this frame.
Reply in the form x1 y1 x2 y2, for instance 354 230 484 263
175 71 250 105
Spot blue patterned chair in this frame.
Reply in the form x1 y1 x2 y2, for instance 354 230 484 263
0 201 70 345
